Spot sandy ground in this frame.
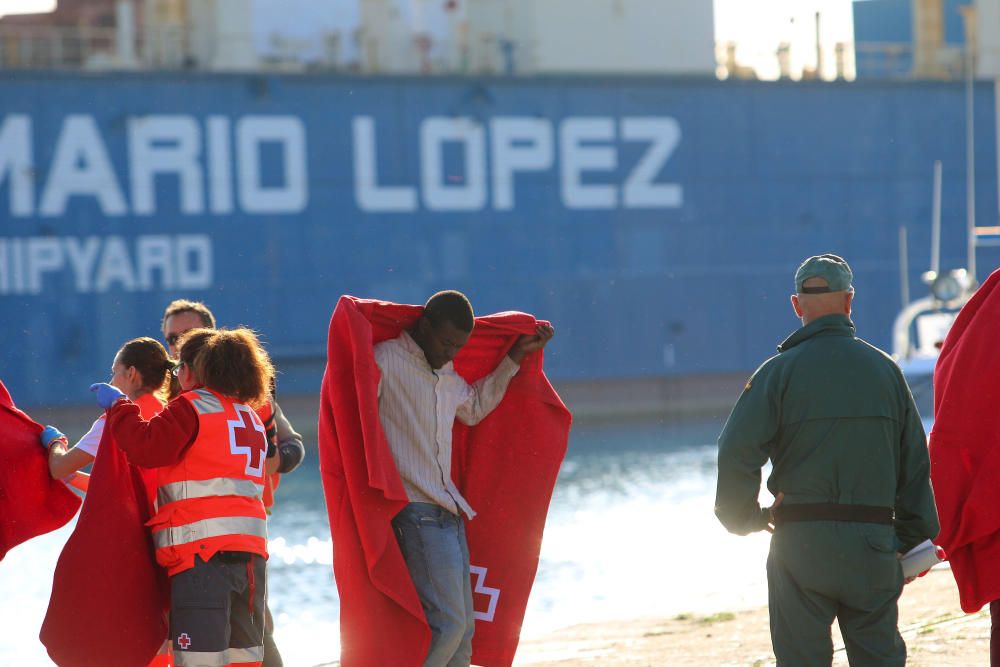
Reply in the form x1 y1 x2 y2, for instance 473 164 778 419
512 568 990 666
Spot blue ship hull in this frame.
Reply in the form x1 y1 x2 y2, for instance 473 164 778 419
1 73 997 407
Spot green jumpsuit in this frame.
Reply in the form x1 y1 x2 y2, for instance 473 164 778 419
715 314 939 667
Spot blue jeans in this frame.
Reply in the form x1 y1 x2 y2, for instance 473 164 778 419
392 502 475 667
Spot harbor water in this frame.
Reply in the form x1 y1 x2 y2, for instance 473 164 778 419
0 417 777 666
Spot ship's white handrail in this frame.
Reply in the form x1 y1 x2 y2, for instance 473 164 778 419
892 295 969 360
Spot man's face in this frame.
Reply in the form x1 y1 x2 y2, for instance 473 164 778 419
163 311 207 357
418 319 471 370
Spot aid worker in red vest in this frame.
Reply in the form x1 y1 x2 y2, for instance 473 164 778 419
161 301 303 667
91 327 274 667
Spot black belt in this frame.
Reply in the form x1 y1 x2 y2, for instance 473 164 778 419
774 503 894 526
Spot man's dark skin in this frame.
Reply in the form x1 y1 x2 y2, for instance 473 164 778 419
409 317 555 370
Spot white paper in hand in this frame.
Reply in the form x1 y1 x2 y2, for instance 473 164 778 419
900 539 945 578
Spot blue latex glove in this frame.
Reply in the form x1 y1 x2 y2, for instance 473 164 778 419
90 382 126 410
39 425 66 449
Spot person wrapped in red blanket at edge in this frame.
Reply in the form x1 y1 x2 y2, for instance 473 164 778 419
376 290 554 667
39 337 173 494
926 269 1000 666
91 327 273 667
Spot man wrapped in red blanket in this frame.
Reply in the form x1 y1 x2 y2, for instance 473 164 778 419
319 293 570 667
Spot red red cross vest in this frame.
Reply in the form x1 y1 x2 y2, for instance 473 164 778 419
135 392 165 419
96 391 162 425
147 388 269 576
134 392 165 515
255 400 282 511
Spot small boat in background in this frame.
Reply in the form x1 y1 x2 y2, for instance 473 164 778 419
893 161 982 431
893 271 970 431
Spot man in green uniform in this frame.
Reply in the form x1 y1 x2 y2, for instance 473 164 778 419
715 254 939 667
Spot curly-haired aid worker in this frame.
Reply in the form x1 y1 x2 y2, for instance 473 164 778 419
91 327 275 667
160 299 304 667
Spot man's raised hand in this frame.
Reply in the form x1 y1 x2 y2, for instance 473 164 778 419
508 324 556 363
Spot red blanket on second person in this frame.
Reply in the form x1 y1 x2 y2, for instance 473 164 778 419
0 379 80 562
40 410 168 666
930 268 1000 612
319 296 571 667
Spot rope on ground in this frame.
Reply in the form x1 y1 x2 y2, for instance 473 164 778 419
832 610 988 654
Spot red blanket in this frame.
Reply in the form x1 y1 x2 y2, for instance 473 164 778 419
40 405 169 666
930 268 1000 612
0 379 80 561
319 296 571 667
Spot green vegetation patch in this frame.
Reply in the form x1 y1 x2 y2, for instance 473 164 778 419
698 612 736 624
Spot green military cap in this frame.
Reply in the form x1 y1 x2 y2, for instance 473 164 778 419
795 254 853 294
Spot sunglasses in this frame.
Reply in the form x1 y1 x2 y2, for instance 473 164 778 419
171 362 185 377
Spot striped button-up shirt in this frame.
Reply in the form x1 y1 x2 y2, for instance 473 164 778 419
375 331 520 518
